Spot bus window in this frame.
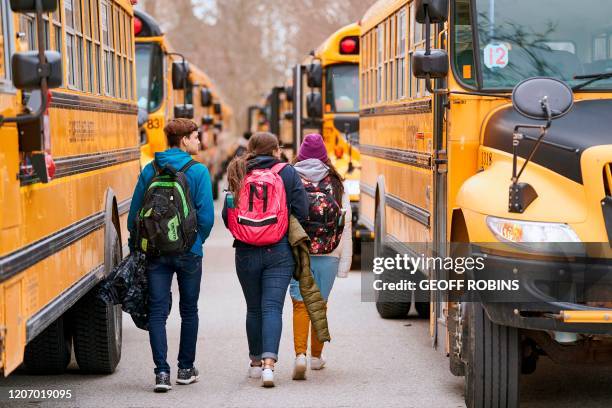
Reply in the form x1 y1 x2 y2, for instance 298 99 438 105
474 0 612 90
453 0 476 86
0 4 5 79
136 42 164 112
325 64 359 113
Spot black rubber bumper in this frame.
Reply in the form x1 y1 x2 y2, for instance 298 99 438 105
469 248 612 335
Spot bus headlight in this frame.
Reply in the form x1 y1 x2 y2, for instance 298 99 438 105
344 180 360 196
486 216 581 244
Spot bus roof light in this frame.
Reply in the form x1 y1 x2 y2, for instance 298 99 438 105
134 17 143 36
340 37 358 55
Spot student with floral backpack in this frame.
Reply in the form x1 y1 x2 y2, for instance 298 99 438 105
289 133 353 380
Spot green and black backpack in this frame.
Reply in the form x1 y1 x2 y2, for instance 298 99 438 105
136 160 198 256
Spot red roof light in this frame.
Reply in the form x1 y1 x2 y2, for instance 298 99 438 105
340 37 358 55
134 17 143 36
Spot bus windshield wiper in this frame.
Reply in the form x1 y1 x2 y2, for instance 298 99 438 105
572 72 612 91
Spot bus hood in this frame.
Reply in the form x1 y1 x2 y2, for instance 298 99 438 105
483 99 612 184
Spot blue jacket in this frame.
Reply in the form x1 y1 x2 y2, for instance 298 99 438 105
127 148 215 256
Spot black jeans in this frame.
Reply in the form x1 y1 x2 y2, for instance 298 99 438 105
147 252 202 374
235 240 294 362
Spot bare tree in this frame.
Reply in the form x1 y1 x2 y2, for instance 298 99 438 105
136 0 372 134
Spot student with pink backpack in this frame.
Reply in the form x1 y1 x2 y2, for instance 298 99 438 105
222 132 308 387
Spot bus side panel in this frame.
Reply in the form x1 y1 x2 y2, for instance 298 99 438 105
3 280 24 375
0 120 21 239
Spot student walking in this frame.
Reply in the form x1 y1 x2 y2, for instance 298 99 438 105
290 133 352 380
127 119 215 392
223 132 308 387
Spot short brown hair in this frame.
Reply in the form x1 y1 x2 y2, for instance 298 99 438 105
164 118 198 147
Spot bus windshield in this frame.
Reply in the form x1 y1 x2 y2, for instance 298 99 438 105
136 42 164 112
325 64 359 113
471 0 612 90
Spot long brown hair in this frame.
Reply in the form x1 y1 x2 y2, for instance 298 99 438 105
227 132 280 201
292 156 345 204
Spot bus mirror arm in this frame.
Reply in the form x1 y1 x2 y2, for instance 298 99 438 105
507 97 554 213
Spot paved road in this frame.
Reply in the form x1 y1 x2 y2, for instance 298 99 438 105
2 202 612 408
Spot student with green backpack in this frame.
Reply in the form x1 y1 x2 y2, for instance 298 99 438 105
127 119 215 392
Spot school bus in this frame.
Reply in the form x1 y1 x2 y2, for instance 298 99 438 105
134 9 194 167
292 23 372 249
135 10 232 198
0 0 139 376
361 0 612 406
260 84 295 160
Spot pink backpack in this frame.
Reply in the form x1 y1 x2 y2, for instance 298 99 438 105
228 163 289 245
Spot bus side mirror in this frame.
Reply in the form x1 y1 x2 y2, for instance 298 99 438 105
213 103 222 115
174 104 194 119
10 0 57 12
415 0 448 24
306 92 322 119
202 115 214 125
172 61 190 90
200 87 212 107
306 63 322 88
412 49 448 79
512 77 573 120
12 50 62 89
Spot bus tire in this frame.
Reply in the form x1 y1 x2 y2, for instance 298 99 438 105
415 301 430 319
72 289 122 374
464 302 521 408
72 222 122 374
23 316 71 375
374 183 411 318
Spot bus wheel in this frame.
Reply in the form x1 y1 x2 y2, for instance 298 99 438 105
464 302 521 408
71 224 122 374
415 301 430 319
374 193 411 318
23 316 71 374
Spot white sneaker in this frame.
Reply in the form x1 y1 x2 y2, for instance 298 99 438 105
248 364 262 379
310 356 326 370
292 354 307 380
261 368 275 387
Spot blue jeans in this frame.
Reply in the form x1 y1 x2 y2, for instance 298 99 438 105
290 256 338 301
147 252 203 375
235 240 294 362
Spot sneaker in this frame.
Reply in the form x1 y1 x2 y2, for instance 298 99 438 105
292 354 307 380
176 367 200 385
248 363 262 379
261 367 275 387
154 372 172 392
310 356 326 370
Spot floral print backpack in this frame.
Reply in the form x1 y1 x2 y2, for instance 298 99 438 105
302 175 344 254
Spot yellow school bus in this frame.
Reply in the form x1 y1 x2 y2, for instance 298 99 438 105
134 9 190 167
0 0 139 376
361 0 612 406
292 23 372 249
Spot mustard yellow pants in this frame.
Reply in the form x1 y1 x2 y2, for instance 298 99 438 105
292 299 326 357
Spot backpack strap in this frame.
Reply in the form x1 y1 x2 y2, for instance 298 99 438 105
179 159 198 174
270 162 288 174
152 160 162 176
